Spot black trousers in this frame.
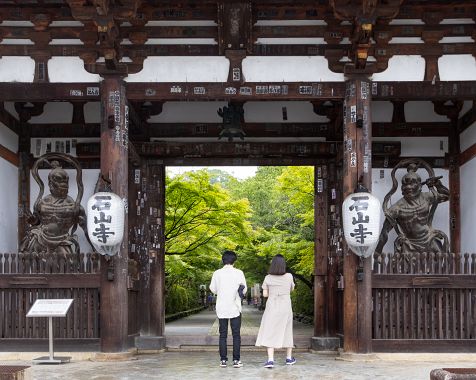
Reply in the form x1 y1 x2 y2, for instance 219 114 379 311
218 314 241 361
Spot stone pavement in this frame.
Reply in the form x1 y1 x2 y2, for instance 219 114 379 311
2 305 476 379
6 352 476 380
164 304 313 349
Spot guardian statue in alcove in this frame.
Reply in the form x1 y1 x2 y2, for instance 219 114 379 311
375 158 450 255
20 153 91 256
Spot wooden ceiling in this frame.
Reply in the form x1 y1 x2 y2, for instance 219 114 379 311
0 1 474 166
0 1 474 77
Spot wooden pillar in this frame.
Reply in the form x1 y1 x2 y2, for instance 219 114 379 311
449 117 461 254
99 76 129 352
314 162 328 336
327 159 341 336
138 160 151 334
149 164 166 336
18 150 30 247
342 78 373 353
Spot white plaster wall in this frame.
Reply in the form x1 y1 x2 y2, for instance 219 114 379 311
371 101 393 122
372 167 450 253
460 159 476 253
373 136 447 157
243 56 344 82
405 102 449 122
0 159 18 251
0 57 35 82
29 102 74 124
0 122 18 153
48 57 101 83
126 57 229 82
84 102 101 123
0 122 19 251
30 169 100 252
460 122 476 153
439 55 476 81
372 56 425 82
1 54 475 83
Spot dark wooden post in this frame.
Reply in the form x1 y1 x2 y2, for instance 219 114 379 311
138 160 151 335
135 162 166 350
327 159 341 336
342 78 373 353
434 101 462 255
99 75 129 353
449 117 461 254
314 162 328 337
149 164 166 337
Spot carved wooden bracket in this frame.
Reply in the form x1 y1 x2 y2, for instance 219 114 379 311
14 102 46 123
330 0 403 72
217 1 253 55
67 0 143 75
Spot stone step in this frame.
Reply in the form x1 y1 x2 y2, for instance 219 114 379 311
164 335 311 349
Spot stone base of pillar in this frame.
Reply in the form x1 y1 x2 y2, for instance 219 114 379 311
135 336 166 352
311 336 341 351
92 350 137 362
336 350 378 362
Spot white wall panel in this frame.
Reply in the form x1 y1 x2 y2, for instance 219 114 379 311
460 122 476 153
0 160 18 251
48 57 101 83
461 159 476 252
0 57 35 82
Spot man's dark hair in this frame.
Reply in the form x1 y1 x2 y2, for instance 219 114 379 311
222 250 237 265
268 254 286 275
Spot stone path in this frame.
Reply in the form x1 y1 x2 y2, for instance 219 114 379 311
3 305 476 379
7 351 476 380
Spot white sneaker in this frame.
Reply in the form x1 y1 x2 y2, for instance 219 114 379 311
233 360 243 368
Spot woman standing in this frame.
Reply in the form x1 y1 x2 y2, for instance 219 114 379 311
255 254 296 368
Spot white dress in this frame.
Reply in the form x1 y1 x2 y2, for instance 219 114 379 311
255 273 295 348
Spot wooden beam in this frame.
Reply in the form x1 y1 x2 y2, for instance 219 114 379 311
28 121 450 138
459 103 476 134
0 104 20 135
459 143 476 167
136 141 337 158
0 81 473 102
0 144 19 167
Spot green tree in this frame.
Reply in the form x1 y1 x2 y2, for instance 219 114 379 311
164 169 253 304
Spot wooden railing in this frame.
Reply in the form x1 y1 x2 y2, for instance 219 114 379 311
372 252 476 349
0 252 100 339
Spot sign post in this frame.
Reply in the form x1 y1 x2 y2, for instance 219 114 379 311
26 299 74 364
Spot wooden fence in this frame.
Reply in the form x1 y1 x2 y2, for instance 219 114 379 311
0 252 101 339
372 252 476 351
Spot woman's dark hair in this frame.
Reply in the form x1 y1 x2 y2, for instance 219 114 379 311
268 254 286 275
222 250 237 265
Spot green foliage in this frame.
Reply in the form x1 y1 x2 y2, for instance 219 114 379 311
291 282 314 316
164 169 253 314
163 166 316 317
165 169 252 258
165 284 200 315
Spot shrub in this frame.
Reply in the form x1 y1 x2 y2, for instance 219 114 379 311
291 283 313 317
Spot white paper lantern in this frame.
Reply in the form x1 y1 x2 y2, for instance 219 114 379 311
87 192 125 256
342 191 381 258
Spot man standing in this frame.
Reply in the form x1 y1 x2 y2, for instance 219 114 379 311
209 250 247 368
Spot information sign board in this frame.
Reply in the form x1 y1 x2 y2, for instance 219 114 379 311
27 299 73 318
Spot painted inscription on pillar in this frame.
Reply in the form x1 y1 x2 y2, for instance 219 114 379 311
108 90 128 150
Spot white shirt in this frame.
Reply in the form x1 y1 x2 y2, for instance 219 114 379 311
209 265 247 319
